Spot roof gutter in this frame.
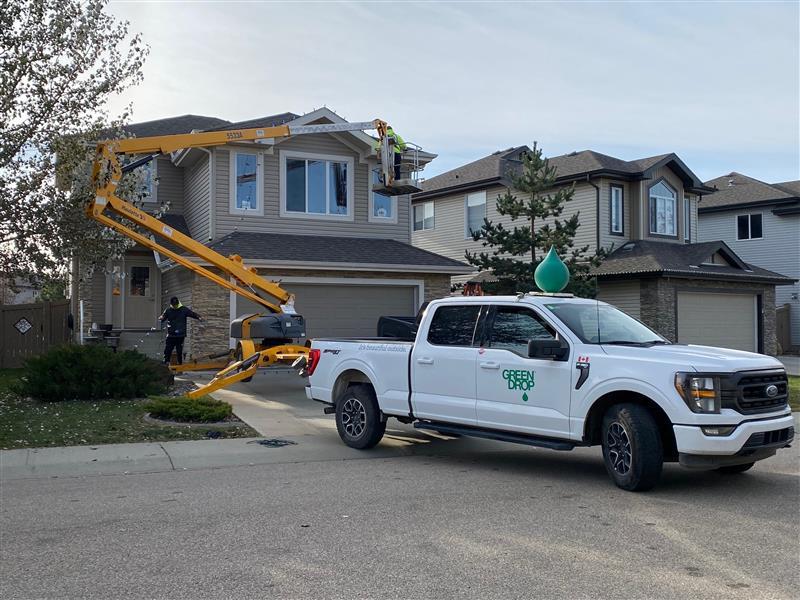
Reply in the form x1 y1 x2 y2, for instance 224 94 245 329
698 197 800 214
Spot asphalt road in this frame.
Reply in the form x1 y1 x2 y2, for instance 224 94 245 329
3 430 799 599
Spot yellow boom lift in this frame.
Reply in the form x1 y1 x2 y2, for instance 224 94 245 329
88 118 412 398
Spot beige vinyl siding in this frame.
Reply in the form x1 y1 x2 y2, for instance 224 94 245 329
639 165 686 243
184 153 211 241
598 281 641 319
214 135 410 242
413 182 598 271
156 157 184 214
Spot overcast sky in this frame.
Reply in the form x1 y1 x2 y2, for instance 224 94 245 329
107 1 799 183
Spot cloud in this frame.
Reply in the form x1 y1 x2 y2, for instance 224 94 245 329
106 1 799 182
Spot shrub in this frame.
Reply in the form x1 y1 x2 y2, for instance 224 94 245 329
16 345 172 402
144 396 232 423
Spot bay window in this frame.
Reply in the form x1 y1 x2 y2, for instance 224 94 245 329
649 180 677 236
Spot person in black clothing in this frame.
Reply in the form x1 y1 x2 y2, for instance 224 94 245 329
160 296 202 365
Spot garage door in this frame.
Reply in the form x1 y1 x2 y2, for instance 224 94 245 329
677 292 756 352
236 283 417 339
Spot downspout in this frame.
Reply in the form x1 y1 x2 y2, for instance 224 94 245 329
198 148 215 242
586 174 600 251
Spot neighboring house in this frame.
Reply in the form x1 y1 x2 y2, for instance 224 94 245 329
0 277 40 305
411 147 794 354
698 173 800 351
73 108 471 358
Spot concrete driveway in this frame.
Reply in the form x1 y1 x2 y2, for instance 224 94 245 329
2 370 799 599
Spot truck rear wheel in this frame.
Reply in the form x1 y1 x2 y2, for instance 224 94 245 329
601 403 663 492
335 384 386 450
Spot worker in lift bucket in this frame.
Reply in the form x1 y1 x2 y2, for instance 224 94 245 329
160 296 202 365
375 126 407 180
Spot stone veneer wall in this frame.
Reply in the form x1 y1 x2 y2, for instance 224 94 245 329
638 277 777 356
185 268 453 357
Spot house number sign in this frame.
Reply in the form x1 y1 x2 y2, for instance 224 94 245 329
14 318 32 334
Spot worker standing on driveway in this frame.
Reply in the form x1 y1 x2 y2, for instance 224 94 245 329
160 296 202 365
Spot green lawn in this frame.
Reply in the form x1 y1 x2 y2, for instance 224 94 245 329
789 376 800 411
0 369 257 450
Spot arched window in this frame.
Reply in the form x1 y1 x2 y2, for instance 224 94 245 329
649 180 676 236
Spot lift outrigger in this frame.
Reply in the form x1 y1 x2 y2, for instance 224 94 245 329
88 118 415 398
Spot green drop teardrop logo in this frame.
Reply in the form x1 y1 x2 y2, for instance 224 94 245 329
534 246 570 293
522 392 529 402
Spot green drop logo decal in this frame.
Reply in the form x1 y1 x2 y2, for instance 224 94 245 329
534 246 570 293
522 392 529 402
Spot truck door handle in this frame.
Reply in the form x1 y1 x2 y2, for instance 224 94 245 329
417 357 434 365
480 361 500 369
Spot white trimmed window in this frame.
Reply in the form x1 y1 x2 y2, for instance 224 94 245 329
648 180 677 236
413 201 434 231
280 150 354 220
610 185 623 234
737 213 763 240
684 196 691 242
369 168 396 223
466 191 487 237
229 151 263 215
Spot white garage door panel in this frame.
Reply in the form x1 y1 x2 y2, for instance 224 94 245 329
677 292 756 352
236 284 416 339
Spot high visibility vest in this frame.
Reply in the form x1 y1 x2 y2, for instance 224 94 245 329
388 128 407 153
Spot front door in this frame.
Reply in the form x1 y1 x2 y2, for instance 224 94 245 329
411 303 483 426
125 260 157 328
476 304 572 438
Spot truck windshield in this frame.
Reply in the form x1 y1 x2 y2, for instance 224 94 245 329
544 302 669 346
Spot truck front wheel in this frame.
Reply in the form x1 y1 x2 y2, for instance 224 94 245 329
601 403 663 491
335 384 386 450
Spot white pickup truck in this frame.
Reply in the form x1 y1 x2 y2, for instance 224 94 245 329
305 294 794 491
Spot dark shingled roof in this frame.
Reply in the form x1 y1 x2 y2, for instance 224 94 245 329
592 240 795 284
416 147 708 200
701 172 800 210
118 115 232 137
204 112 299 132
193 232 471 271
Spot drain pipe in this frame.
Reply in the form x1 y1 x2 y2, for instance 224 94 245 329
586 174 600 250
198 148 215 241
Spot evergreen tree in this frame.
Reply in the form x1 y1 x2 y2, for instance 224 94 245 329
465 142 604 297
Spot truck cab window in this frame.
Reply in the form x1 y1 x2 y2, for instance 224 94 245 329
488 306 556 356
427 305 482 346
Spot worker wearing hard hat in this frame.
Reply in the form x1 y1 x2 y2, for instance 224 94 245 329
375 126 407 180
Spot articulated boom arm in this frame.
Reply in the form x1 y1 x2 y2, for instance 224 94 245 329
87 119 389 313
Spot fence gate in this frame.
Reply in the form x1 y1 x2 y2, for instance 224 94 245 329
0 300 71 368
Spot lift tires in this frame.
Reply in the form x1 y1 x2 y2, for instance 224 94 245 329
601 403 663 492
234 344 254 383
716 462 755 474
335 384 386 450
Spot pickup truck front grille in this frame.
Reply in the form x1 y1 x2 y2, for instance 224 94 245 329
720 370 789 415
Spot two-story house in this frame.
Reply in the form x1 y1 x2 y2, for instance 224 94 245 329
74 108 471 358
698 173 800 352
412 147 794 354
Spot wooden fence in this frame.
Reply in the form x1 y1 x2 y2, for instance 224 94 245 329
776 303 791 354
0 300 72 368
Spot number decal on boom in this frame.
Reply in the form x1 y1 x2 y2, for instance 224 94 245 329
226 131 243 140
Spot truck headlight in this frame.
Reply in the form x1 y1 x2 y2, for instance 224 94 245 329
674 373 720 414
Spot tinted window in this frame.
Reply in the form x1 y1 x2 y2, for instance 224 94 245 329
427 305 481 346
545 302 664 345
489 306 556 356
750 213 763 238
737 215 749 240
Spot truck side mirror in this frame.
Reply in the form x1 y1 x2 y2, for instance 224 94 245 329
528 338 569 361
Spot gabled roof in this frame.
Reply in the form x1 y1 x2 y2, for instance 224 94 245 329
204 112 299 131
591 240 795 284
415 147 711 201
178 232 472 273
701 172 800 212
119 114 231 137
